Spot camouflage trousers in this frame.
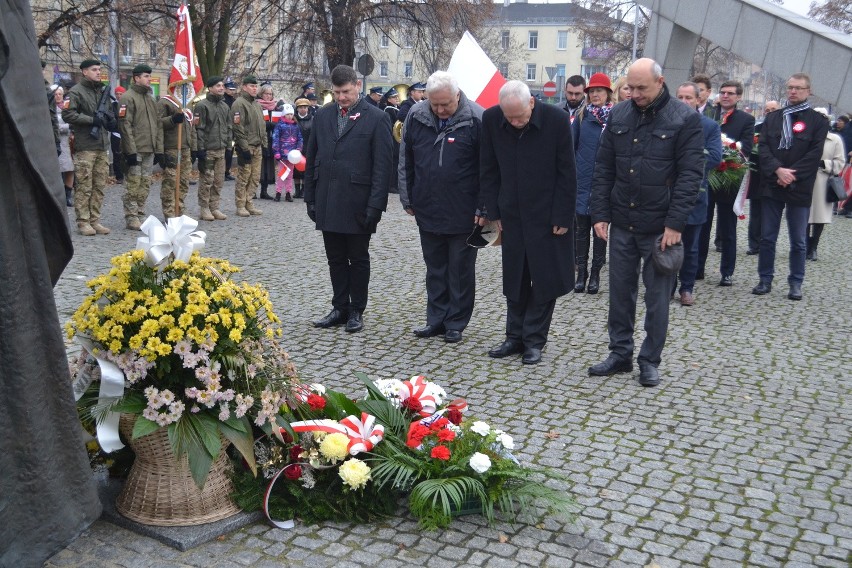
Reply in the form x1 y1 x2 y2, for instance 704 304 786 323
198 148 225 212
123 153 154 221
161 148 191 218
73 150 109 224
235 144 262 209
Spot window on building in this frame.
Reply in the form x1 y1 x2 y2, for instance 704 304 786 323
403 31 413 48
380 61 388 77
528 31 538 50
557 30 568 50
149 41 158 61
245 46 253 69
497 62 509 78
501 30 510 50
259 55 267 70
122 33 132 58
93 39 104 55
71 26 83 52
526 64 536 81
404 61 413 78
380 33 389 48
556 64 566 78
580 65 608 79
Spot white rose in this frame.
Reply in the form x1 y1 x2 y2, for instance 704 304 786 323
469 452 492 473
470 421 490 436
497 433 514 450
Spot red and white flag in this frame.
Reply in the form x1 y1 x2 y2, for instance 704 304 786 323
168 4 204 104
447 31 506 109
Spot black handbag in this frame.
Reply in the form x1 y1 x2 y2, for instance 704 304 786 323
826 175 846 202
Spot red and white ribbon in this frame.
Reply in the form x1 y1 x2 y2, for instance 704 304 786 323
399 375 438 417
289 413 384 455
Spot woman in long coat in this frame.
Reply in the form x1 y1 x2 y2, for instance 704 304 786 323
257 83 283 200
807 108 847 260
52 85 75 206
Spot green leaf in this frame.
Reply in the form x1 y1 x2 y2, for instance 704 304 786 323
324 390 361 420
169 414 218 488
357 400 408 438
220 415 256 476
131 416 161 439
194 412 224 457
354 371 388 401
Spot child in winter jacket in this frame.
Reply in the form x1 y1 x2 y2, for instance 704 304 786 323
271 103 303 202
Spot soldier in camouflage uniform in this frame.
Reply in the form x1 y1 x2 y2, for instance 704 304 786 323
118 64 163 230
158 92 196 218
194 76 231 221
230 75 265 217
62 59 115 236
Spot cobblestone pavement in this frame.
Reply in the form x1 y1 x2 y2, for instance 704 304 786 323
47 180 852 567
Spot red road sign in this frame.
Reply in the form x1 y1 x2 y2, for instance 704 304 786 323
542 81 557 97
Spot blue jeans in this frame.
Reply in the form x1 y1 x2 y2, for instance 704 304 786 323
757 198 810 285
678 224 702 293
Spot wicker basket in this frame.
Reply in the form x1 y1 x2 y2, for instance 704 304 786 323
115 414 241 526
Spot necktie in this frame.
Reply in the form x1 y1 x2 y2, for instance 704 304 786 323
340 108 347 117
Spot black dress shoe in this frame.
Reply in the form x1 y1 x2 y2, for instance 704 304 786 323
488 340 524 358
715 245 722 253
788 283 802 301
588 354 633 376
752 281 772 295
746 248 758 255
444 330 463 343
638 362 661 387
224 173 235 181
413 323 445 338
522 347 542 364
314 308 348 328
719 275 733 287
345 311 364 332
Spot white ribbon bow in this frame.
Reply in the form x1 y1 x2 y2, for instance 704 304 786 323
136 215 206 269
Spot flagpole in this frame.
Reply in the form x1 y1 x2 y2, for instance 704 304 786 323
175 83 186 216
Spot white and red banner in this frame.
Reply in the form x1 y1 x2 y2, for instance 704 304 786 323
447 31 506 109
169 4 204 104
264 111 285 123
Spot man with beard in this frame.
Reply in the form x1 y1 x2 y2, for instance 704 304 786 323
562 74 586 123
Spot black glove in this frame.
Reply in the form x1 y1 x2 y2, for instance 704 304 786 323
125 153 139 166
171 112 185 124
306 202 316 222
240 149 252 162
153 153 164 166
358 206 382 232
196 150 206 162
91 115 102 127
191 151 198 164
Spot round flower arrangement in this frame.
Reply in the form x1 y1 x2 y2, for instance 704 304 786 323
709 133 750 194
68 247 298 487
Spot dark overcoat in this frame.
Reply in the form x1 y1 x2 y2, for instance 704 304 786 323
479 101 577 303
304 97 392 234
711 105 755 203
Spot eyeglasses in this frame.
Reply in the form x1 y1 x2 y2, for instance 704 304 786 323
719 91 738 97
786 86 809 91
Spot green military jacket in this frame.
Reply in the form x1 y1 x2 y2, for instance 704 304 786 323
61 77 110 152
158 95 196 151
231 91 266 151
195 93 232 152
118 83 163 155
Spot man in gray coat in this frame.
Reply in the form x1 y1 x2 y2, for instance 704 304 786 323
304 65 392 333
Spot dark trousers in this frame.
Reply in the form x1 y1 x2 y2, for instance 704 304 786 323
748 198 762 251
225 147 233 176
419 229 477 331
758 198 809 286
321 231 372 312
110 134 123 181
678 223 702 293
608 226 675 366
575 214 606 268
699 196 737 277
505 256 556 350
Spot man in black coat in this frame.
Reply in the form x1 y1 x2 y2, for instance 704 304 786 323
400 71 483 344
477 80 576 365
304 65 392 332
752 73 829 301
698 79 755 287
589 58 703 387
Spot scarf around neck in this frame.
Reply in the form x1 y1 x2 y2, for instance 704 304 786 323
587 103 613 127
258 98 279 111
779 100 811 149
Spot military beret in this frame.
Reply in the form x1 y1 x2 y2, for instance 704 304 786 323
242 75 258 85
302 82 314 90
80 59 101 69
369 86 383 94
132 64 153 75
411 82 426 91
386 88 398 98
206 75 223 88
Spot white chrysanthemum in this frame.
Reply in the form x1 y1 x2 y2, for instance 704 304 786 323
469 452 492 473
470 421 490 436
338 458 372 490
497 432 514 450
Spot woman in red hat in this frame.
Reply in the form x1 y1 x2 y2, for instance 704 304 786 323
571 72 613 294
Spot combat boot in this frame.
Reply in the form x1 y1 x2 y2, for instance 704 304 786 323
200 208 215 221
91 222 111 235
77 222 96 236
245 203 263 216
236 207 251 217
212 210 227 220
126 217 141 231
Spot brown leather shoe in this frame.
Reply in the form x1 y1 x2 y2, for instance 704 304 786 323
679 291 694 306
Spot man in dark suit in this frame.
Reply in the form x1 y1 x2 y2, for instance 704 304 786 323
752 73 829 300
304 65 392 332
698 80 755 287
477 80 576 365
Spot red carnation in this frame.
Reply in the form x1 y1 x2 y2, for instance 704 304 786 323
401 397 423 414
429 417 450 431
446 409 463 425
406 423 432 448
279 428 293 443
283 464 302 480
437 429 456 442
289 444 303 462
718 162 728 172
431 445 451 460
307 394 326 411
